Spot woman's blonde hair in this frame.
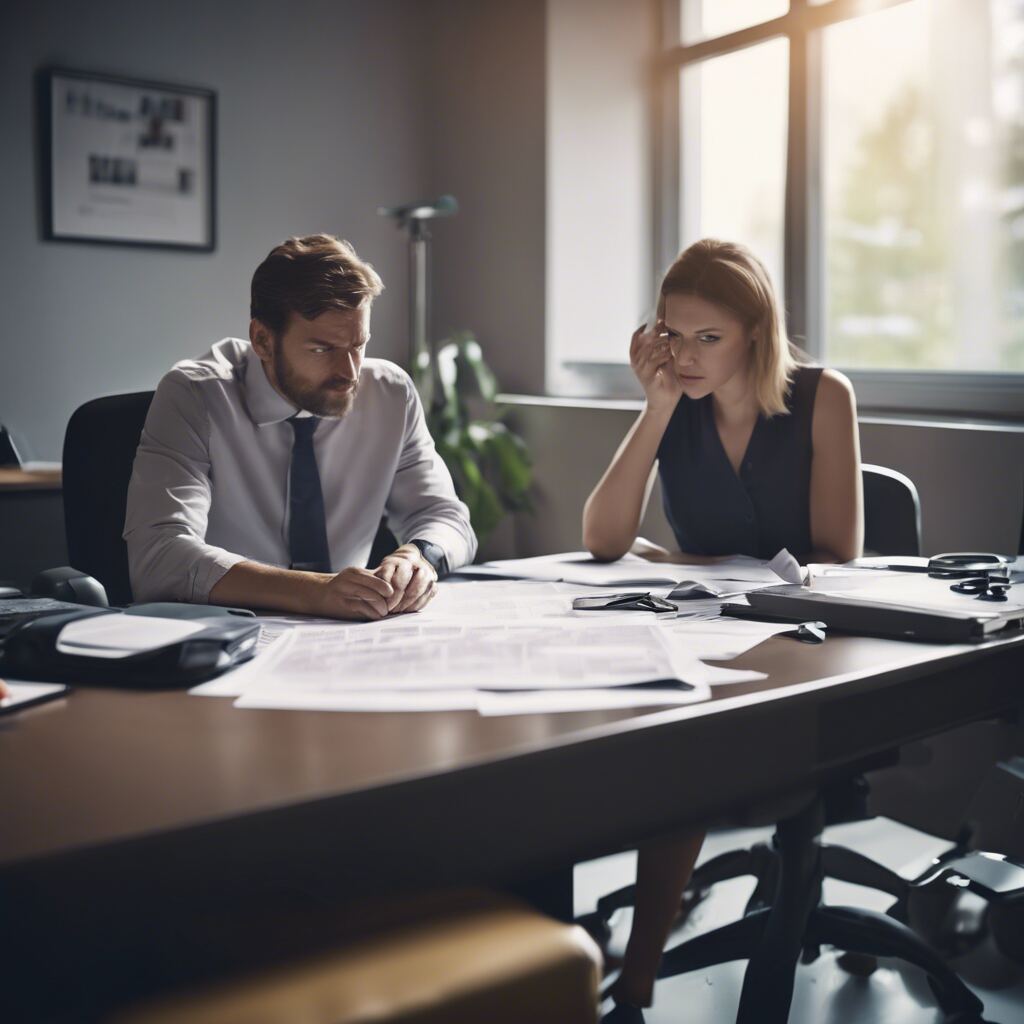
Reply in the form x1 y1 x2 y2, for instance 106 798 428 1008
658 238 799 417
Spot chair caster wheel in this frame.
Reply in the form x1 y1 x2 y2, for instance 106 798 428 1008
837 951 878 976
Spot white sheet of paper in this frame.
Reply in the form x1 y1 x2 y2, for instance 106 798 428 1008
0 680 68 711
219 576 782 712
236 688 479 712
475 686 708 716
806 571 1024 614
767 548 804 585
56 615 205 659
189 629 297 697
239 620 693 693
661 618 793 662
463 551 795 587
458 554 685 586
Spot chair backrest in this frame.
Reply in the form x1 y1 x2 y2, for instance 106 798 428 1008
1019 475 1024 556
62 392 154 606
862 463 921 557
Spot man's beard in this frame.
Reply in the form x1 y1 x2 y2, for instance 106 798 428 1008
273 345 358 418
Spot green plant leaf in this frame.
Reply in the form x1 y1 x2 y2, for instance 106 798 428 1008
455 335 498 403
422 332 534 544
466 421 493 449
435 343 465 428
481 424 532 501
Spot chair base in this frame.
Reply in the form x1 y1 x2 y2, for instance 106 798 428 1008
654 796 987 1024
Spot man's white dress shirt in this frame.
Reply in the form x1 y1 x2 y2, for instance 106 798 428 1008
124 339 476 603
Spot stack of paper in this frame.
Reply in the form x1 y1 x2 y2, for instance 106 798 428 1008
187 567 796 715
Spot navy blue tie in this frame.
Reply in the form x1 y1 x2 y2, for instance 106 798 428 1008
288 416 332 573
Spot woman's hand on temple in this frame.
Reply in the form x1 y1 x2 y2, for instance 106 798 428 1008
630 322 683 414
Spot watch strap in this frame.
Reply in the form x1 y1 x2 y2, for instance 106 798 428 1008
409 538 450 579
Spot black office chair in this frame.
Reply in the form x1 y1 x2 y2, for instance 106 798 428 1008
63 391 155 606
862 463 921 556
62 391 399 606
588 465 1009 1022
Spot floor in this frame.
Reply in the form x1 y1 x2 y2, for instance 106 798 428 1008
574 818 1024 1023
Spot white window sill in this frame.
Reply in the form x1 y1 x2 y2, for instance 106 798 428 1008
497 393 1024 433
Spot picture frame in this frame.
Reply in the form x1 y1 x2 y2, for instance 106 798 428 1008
41 67 216 252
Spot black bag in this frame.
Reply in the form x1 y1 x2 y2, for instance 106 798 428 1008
0 606 260 688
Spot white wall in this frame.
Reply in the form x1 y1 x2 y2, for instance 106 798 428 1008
546 0 658 391
0 0 427 460
2 0 1020 562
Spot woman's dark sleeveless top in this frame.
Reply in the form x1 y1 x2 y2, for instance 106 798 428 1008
657 365 823 560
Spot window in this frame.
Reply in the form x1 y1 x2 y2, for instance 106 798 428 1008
548 0 1024 416
822 0 1024 375
679 37 789 300
667 0 1024 415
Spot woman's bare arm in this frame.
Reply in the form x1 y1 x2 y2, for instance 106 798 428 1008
808 369 863 563
583 323 682 561
583 409 673 561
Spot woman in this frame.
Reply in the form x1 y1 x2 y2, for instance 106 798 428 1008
583 238 862 1009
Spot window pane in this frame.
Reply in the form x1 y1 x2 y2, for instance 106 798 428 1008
679 38 789 300
681 0 788 43
822 0 1024 372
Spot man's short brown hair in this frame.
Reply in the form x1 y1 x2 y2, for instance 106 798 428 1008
250 234 384 335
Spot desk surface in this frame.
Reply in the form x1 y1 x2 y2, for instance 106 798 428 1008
3 626 1022 1020
3 629 1022 884
0 466 62 491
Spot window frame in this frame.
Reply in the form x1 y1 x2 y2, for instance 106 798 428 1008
650 0 1024 420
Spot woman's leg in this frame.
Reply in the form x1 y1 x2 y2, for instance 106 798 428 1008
611 831 706 1007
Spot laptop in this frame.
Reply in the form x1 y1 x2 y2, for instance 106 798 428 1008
743 575 1024 643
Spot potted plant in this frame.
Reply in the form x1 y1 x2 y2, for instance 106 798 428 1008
413 332 532 548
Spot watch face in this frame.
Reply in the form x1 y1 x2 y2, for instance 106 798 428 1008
412 540 449 577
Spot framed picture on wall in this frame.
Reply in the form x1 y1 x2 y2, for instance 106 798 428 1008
41 67 216 251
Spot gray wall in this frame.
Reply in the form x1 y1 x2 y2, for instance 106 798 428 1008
2 0 1020 568
423 0 548 395
0 0 427 461
506 401 1024 559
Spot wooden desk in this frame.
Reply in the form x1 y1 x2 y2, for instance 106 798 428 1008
0 466 66 589
0 467 62 491
2 628 1023 1018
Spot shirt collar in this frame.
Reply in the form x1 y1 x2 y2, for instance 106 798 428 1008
244 343 302 426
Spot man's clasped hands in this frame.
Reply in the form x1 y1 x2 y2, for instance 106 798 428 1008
310 544 438 622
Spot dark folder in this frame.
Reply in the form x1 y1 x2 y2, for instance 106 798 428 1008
744 584 1024 643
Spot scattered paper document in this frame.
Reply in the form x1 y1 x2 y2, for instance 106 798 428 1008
237 620 700 693
767 549 804 585
235 685 713 715
207 573 792 714
189 629 296 697
0 679 68 712
662 618 794 662
462 550 801 589
805 572 1024 615
475 686 709 716
237 688 478 713
56 614 205 659
459 553 687 587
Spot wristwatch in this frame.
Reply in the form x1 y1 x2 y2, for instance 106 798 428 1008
409 538 450 579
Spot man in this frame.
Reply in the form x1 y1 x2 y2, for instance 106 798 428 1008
125 234 476 619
